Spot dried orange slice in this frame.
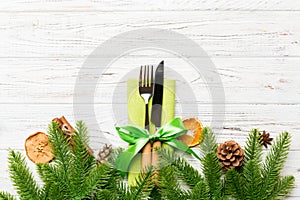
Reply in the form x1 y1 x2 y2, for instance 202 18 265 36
178 117 203 147
25 132 53 164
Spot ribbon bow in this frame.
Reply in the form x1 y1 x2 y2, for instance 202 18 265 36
115 118 201 178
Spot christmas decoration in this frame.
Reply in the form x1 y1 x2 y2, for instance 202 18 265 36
115 118 201 178
217 140 244 170
52 116 74 136
0 121 295 200
259 130 273 148
178 117 203 147
52 116 94 154
25 132 53 164
97 144 113 164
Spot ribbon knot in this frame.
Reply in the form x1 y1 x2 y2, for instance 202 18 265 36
149 134 159 141
115 118 201 178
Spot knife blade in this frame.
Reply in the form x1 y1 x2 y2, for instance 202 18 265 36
151 60 164 128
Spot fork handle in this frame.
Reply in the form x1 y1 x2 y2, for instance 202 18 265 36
145 103 149 130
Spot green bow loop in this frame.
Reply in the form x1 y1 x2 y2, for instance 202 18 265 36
155 117 188 140
115 118 200 178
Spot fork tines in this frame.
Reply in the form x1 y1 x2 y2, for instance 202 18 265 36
139 65 154 87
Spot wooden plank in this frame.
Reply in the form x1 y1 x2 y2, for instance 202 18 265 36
0 11 299 58
0 103 299 150
0 57 299 104
0 0 300 11
0 149 299 197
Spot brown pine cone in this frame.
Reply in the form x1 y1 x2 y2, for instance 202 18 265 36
97 144 113 164
217 140 244 170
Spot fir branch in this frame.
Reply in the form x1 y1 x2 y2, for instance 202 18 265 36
225 169 245 200
157 148 203 188
47 121 73 179
200 127 218 156
189 179 210 200
261 132 291 197
130 165 155 199
80 164 112 199
199 127 223 199
202 152 223 199
243 160 262 199
8 150 41 200
244 129 263 164
0 191 16 200
36 163 68 199
267 176 295 200
158 165 189 200
69 121 96 198
97 189 117 200
242 129 263 199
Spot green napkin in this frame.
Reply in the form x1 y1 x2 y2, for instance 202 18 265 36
127 79 176 130
127 78 176 185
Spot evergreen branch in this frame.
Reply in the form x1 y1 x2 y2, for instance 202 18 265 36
243 160 262 199
157 148 203 188
130 165 155 199
97 189 117 200
199 127 223 199
200 127 218 156
48 121 73 175
0 191 16 200
36 163 68 199
244 129 263 164
8 150 41 200
261 132 291 197
80 164 112 199
267 176 295 200
74 120 90 146
158 165 189 200
70 121 96 197
189 179 210 200
225 169 245 200
202 152 223 199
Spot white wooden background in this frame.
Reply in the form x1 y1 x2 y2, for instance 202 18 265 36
0 0 300 198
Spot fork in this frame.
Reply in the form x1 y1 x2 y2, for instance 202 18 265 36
139 65 154 130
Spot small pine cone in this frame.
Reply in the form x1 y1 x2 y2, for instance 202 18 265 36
97 144 113 164
217 140 244 170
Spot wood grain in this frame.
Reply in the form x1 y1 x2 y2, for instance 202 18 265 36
0 103 299 150
0 57 299 104
0 11 299 58
0 0 300 11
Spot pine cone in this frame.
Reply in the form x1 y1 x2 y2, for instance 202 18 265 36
217 140 244 170
259 130 273 148
97 144 113 164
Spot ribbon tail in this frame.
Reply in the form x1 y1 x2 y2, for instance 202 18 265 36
165 139 201 161
115 138 149 178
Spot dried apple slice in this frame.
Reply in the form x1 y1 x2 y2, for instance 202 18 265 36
25 132 53 164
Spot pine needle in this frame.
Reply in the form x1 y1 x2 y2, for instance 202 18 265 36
261 132 291 197
0 191 16 200
8 150 41 200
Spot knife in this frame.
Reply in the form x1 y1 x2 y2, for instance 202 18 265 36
151 60 164 129
151 61 164 171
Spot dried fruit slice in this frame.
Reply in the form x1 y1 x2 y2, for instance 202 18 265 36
25 132 53 164
178 117 203 147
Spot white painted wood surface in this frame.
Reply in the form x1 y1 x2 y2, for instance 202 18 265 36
0 1 299 198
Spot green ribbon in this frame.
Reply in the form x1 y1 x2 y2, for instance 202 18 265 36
115 118 201 178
